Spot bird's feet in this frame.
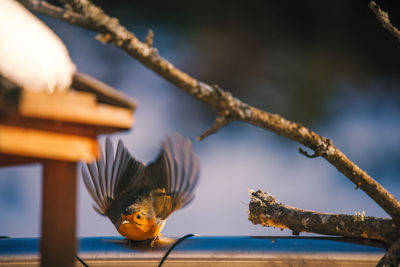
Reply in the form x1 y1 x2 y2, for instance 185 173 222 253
150 234 162 247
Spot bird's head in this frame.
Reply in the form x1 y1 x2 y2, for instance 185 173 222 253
117 207 159 240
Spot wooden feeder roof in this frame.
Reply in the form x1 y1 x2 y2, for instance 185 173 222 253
0 72 137 165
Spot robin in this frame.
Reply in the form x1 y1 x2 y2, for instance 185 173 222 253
82 134 200 242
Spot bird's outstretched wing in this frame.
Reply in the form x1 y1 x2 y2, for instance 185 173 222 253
82 138 146 215
145 134 200 219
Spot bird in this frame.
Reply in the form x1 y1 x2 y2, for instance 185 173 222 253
81 134 200 242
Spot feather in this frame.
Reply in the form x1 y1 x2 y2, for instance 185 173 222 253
82 138 146 215
95 153 107 209
145 134 200 218
113 140 146 196
81 166 103 214
105 138 114 198
87 160 106 212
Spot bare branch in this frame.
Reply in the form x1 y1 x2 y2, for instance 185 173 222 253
18 0 94 30
249 190 399 243
19 0 400 226
369 1 400 43
377 237 400 266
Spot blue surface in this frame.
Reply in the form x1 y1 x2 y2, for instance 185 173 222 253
0 237 38 256
177 236 384 253
0 236 385 256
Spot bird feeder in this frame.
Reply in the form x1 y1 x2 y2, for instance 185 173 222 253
0 73 136 266
0 1 136 265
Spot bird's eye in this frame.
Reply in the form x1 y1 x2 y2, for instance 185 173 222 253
136 214 141 219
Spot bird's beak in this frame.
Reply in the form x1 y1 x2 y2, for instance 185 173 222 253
121 220 130 225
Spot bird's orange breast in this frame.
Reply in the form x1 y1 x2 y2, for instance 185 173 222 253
117 213 161 241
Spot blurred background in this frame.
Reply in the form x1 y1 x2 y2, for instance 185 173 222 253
1 0 400 238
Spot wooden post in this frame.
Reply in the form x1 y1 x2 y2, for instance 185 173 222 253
41 160 77 267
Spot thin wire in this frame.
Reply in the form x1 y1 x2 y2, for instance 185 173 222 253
158 233 198 267
75 234 198 267
75 253 89 267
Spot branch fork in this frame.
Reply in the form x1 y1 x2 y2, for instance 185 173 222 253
21 0 400 226
19 0 400 264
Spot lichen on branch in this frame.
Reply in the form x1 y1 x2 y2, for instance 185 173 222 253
249 190 400 243
376 237 400 267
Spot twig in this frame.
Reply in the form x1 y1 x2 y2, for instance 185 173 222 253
146 30 154 47
18 0 94 30
249 190 399 243
19 0 400 226
197 116 233 141
369 1 400 43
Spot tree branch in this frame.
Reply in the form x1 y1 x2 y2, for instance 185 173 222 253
18 0 94 30
369 1 400 44
19 0 400 226
249 190 400 243
377 237 400 267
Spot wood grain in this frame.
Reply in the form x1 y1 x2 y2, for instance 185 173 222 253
19 90 134 129
41 160 77 267
0 125 99 162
